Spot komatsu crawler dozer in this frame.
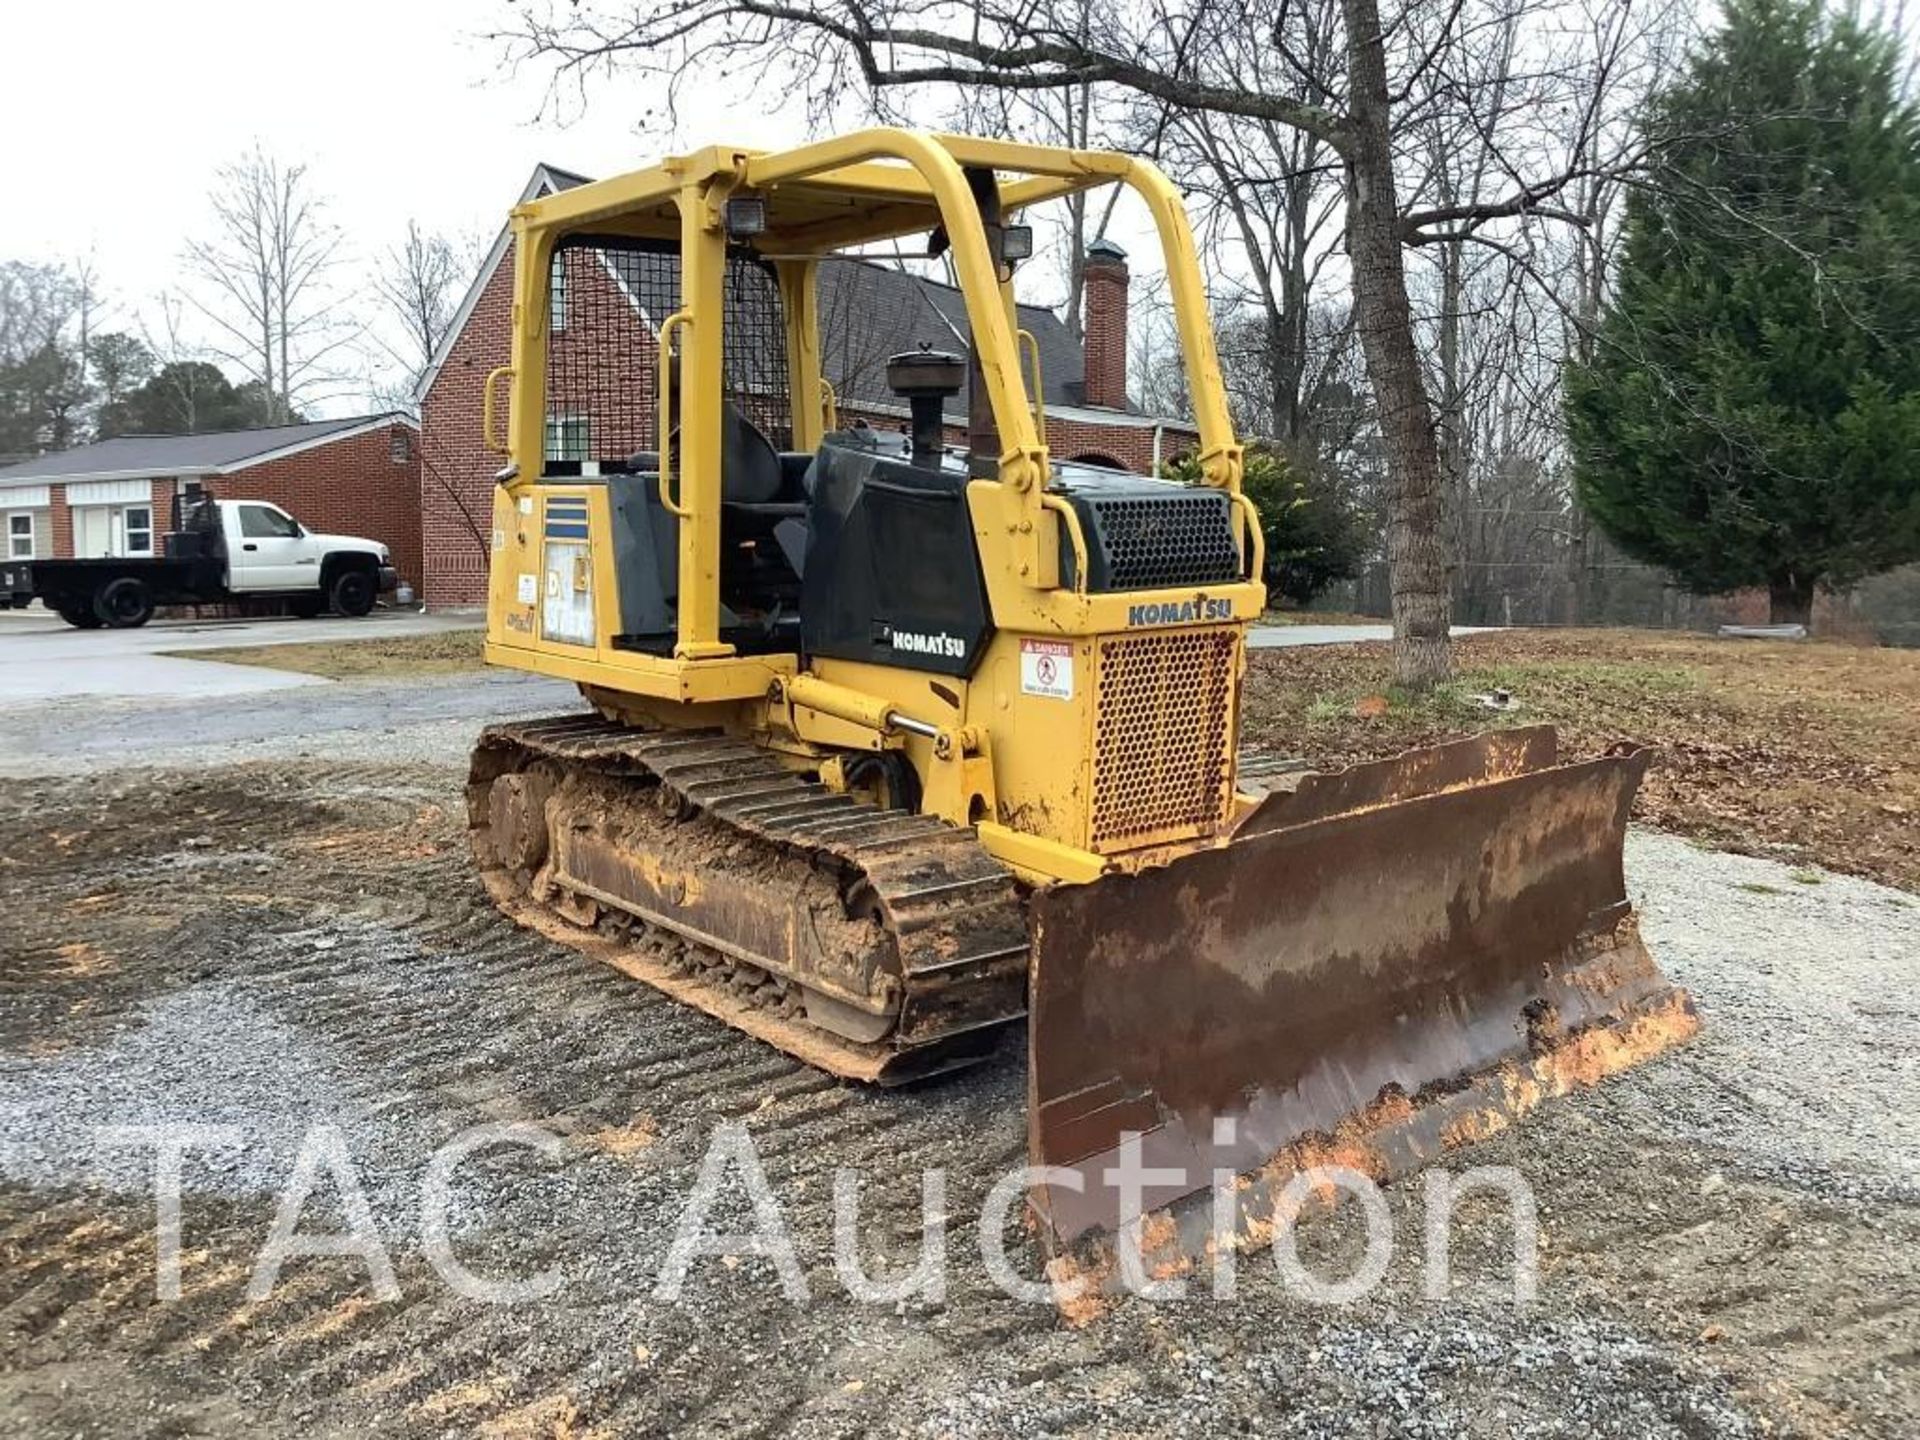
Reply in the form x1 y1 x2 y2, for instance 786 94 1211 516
467 130 1697 1294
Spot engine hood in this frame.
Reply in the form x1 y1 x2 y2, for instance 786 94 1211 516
309 532 389 561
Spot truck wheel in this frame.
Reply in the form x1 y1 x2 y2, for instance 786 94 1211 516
94 577 155 629
329 568 376 618
56 600 103 629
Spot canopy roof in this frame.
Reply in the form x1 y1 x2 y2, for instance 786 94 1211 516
517 133 1133 254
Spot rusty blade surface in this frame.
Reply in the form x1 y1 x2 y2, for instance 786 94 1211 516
1026 730 1697 1289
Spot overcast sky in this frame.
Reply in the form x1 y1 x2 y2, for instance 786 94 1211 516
7 1 1199 420
3 1 830 411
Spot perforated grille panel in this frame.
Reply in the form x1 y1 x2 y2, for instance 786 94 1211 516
543 238 792 468
1082 493 1241 591
1090 627 1239 850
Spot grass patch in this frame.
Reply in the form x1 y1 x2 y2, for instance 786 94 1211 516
169 629 486 680
1789 869 1824 886
1735 882 1783 896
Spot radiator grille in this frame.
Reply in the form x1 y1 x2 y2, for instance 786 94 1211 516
1091 627 1239 850
1083 493 1241 591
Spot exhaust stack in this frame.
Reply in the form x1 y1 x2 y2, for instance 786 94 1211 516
886 348 965 467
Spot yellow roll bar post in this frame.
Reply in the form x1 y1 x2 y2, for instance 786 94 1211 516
672 174 737 660
505 215 558 477
778 259 826 452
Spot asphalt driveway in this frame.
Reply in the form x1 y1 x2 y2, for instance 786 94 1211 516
0 606 482 705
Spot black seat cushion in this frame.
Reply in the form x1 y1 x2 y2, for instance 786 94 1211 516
721 405 783 504
623 407 784 504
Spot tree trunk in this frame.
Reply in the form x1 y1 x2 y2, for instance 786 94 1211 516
1436 236 1468 620
1343 0 1453 689
1768 576 1814 628
1567 506 1591 625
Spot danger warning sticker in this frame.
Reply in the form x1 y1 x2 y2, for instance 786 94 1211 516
1020 638 1074 700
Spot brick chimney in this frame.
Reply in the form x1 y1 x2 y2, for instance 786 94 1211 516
1082 238 1130 409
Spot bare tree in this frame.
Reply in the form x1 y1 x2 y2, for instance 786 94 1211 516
941 40 1127 342
0 260 89 454
185 146 349 423
1158 91 1346 446
136 292 246 434
372 220 467 398
0 261 81 366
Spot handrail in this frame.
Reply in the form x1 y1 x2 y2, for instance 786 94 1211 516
1041 494 1091 595
1017 329 1047 446
482 367 515 456
657 310 693 518
820 377 839 433
1229 491 1266 583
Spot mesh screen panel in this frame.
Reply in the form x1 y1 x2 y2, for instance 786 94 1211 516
1083 492 1241 591
1090 627 1239 849
543 238 792 466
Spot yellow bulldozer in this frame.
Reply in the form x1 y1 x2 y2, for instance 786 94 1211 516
466 130 1697 1293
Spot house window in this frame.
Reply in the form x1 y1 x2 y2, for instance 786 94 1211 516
123 506 153 555
550 253 567 332
545 414 590 463
7 513 32 560
389 428 412 464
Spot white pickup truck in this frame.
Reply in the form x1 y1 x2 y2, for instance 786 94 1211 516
16 497 399 628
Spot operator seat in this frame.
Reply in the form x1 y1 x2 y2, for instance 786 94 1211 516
608 403 810 642
718 402 783 503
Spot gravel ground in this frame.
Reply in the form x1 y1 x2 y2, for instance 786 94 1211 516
0 683 1915 1437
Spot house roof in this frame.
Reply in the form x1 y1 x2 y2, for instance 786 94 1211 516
0 412 418 490
413 163 589 402
420 161 1173 428
816 260 1095 421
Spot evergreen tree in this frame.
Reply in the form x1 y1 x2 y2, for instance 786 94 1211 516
115 362 282 436
87 333 155 438
1566 0 1920 625
1165 445 1370 605
0 342 87 456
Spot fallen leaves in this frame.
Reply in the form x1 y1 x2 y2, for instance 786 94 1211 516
1244 628 1920 892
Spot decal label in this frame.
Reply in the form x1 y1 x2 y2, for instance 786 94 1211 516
1126 597 1235 627
1020 638 1074 700
888 627 966 659
491 527 505 551
516 572 537 605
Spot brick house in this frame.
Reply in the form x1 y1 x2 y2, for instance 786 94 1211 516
0 413 423 587
414 165 1196 607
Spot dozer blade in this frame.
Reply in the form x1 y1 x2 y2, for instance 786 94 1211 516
1026 727 1697 1300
